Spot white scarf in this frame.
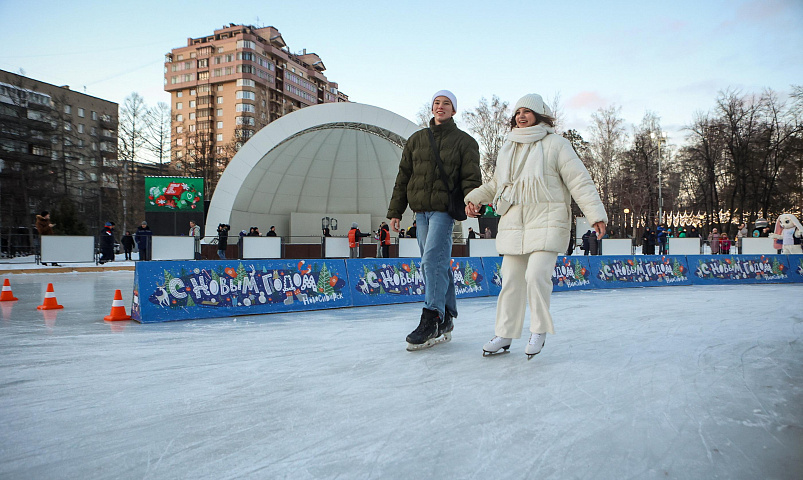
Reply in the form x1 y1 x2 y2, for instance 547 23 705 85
494 124 555 204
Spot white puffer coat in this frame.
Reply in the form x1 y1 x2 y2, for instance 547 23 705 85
465 133 607 255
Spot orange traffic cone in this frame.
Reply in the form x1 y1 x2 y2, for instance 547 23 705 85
0 279 18 302
104 289 131 321
37 283 63 310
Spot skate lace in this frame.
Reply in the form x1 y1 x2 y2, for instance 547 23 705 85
490 336 507 345
528 333 542 345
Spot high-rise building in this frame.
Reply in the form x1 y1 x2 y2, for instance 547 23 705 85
0 69 120 235
164 24 348 192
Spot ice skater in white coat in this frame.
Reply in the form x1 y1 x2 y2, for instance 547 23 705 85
464 94 608 359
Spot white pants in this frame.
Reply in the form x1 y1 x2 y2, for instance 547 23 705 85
495 251 559 338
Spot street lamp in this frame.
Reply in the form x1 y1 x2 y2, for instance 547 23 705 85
623 208 630 239
651 132 667 224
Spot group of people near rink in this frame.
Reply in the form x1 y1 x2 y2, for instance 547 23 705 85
388 90 607 358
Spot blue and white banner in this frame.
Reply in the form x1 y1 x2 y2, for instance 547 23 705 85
346 258 425 307
132 259 351 323
553 256 595 291
482 257 503 296
590 255 692 288
689 255 795 284
346 257 489 307
131 255 801 323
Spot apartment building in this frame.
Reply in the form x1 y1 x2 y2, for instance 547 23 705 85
164 24 348 190
0 69 120 234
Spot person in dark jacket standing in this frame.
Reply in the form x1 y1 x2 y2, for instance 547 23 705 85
121 231 135 260
216 224 229 259
642 228 656 255
387 90 482 351
135 221 153 261
99 222 115 264
266 226 277 237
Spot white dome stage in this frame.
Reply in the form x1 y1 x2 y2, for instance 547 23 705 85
205 102 420 240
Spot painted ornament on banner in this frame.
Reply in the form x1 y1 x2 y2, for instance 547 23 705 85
553 257 591 288
451 259 485 295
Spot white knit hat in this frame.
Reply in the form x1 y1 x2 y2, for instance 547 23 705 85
431 90 457 112
513 93 553 117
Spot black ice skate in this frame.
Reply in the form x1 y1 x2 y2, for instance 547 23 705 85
406 308 444 351
437 311 454 344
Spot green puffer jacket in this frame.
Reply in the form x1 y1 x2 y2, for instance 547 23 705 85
387 118 481 218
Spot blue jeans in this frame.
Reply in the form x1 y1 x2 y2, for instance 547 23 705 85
217 249 226 259
416 211 456 318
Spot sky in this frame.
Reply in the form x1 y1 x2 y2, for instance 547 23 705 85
0 0 801 147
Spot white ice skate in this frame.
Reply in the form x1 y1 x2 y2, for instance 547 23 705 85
525 333 545 360
482 336 512 356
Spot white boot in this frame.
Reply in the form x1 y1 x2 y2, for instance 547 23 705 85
525 333 545 359
483 336 512 355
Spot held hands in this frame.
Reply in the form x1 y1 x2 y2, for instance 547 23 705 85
390 218 400 233
465 202 481 218
593 221 607 239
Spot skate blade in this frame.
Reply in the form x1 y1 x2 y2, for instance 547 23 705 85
526 351 541 360
406 332 450 352
482 347 510 357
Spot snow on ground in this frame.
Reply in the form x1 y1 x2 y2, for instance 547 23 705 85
0 271 801 479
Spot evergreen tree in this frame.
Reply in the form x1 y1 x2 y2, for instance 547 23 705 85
464 263 476 287
53 198 87 235
317 264 334 295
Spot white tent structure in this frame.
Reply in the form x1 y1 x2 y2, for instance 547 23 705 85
205 103 420 239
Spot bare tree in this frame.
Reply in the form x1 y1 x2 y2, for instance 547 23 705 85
414 102 431 129
462 96 510 181
588 105 627 209
118 92 147 233
144 101 171 174
546 92 565 133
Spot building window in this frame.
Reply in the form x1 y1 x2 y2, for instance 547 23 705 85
216 133 223 142
177 91 183 98
91 111 97 120
176 126 183 133
189 124 196 132
236 116 255 125
64 122 71 131
189 100 196 108
64 105 72 114
176 114 183 122
77 108 85 117
176 138 184 146
236 91 255 100
171 76 177 84
78 124 84 133
177 54 183 60
176 102 183 110
236 79 256 87
236 40 255 50
217 85 223 91
189 112 196 120
217 121 223 128
217 96 223 104
190 89 196 96
216 109 223 116
235 103 255 113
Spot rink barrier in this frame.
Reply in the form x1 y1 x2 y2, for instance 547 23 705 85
131 255 802 323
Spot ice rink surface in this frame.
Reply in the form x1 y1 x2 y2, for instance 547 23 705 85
0 271 801 480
